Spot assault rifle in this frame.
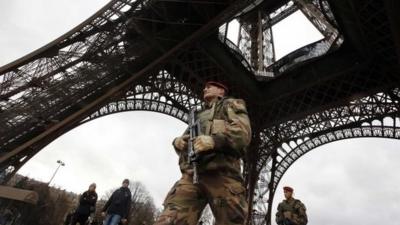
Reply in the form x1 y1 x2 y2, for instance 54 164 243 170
188 108 200 184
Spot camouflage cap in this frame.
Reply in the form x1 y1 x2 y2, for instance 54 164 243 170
283 186 294 192
205 81 228 93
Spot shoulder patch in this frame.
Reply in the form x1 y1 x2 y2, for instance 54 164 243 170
294 200 306 210
225 98 248 114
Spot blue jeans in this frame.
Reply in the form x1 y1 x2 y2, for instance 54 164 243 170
103 214 121 225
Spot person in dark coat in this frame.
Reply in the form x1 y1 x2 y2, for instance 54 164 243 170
70 183 98 225
102 179 131 225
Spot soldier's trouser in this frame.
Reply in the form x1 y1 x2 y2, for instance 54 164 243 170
154 173 248 225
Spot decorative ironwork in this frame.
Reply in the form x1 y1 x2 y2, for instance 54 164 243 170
0 0 399 225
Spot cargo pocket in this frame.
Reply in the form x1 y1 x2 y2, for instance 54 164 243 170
211 119 227 134
163 182 178 206
224 182 248 224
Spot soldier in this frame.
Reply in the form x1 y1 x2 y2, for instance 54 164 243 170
155 81 252 225
276 186 308 225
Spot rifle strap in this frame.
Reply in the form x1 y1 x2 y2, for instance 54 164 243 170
205 101 217 135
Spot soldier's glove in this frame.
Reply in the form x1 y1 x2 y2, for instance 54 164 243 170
283 211 293 220
194 135 215 153
173 134 190 151
281 219 294 225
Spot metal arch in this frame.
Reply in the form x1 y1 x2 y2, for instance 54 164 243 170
0 64 204 182
251 90 400 224
251 123 400 225
272 123 400 194
257 90 400 186
0 0 398 224
0 88 197 184
262 90 400 150
80 64 209 124
81 97 189 124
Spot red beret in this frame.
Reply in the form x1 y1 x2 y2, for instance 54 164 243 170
205 81 228 93
283 186 294 192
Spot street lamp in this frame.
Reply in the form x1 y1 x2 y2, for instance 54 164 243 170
48 160 65 185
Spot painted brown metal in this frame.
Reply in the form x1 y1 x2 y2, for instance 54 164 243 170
0 185 39 205
0 0 399 224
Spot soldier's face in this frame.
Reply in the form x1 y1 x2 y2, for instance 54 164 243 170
203 84 225 101
122 182 129 188
89 186 96 191
284 190 292 199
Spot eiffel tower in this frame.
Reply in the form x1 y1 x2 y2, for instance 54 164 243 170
0 0 399 224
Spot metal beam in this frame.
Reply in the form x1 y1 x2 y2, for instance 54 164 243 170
0 0 255 165
201 37 262 99
0 185 38 204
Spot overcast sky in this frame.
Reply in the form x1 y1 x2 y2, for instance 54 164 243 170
1 1 400 225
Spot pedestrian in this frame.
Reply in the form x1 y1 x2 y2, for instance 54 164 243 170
70 183 98 225
102 179 131 225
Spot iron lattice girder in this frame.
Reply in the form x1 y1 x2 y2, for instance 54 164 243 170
84 68 203 124
254 122 400 218
259 54 394 128
259 89 400 160
252 89 400 222
273 123 400 190
0 0 255 171
0 0 399 224
328 0 399 63
265 90 400 151
85 35 265 125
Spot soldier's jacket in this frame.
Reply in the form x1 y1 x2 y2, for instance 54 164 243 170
175 96 252 177
276 198 308 225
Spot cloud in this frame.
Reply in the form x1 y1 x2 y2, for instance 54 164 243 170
3 1 400 224
19 112 186 206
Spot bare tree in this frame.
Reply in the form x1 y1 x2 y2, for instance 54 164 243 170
1 174 77 225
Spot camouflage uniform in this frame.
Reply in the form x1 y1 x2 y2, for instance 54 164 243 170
276 198 308 225
155 97 252 225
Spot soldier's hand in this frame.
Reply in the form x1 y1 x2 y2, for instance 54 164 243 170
194 135 215 153
173 134 190 151
283 211 293 220
101 212 106 217
121 218 128 224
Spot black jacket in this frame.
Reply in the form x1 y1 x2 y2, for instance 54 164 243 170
102 187 131 219
76 190 98 215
